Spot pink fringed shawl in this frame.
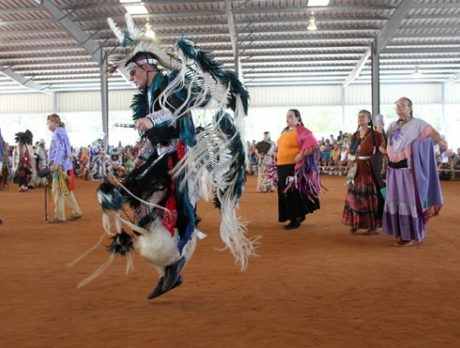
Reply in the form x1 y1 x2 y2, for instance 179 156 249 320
293 126 324 202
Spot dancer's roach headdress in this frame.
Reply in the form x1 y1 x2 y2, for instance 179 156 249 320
15 130 33 145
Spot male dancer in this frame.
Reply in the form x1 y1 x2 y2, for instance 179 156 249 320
91 14 254 300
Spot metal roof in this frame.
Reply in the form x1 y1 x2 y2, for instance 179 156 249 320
0 0 459 94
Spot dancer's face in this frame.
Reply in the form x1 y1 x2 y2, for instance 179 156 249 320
286 111 299 128
47 119 57 132
358 112 370 127
128 65 149 89
129 62 157 90
395 98 411 119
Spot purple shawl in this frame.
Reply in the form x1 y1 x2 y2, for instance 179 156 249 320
412 137 443 221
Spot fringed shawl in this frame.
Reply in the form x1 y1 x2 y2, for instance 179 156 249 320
294 125 324 202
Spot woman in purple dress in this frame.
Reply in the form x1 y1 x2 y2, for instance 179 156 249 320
383 97 443 246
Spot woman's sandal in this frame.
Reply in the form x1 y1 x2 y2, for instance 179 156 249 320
364 229 378 236
394 240 414 247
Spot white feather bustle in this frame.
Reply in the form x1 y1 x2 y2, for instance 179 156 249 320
137 218 197 271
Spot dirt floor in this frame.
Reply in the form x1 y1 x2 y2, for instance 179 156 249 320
1 175 460 348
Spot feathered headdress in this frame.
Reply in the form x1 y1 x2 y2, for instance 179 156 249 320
15 130 33 145
107 13 175 74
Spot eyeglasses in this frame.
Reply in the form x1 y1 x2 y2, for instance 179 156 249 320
395 103 409 107
128 69 136 77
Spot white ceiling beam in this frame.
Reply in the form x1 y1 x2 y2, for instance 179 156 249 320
364 65 460 70
343 0 414 87
0 65 54 95
243 58 359 64
243 63 354 69
15 68 100 74
1 47 87 56
67 11 388 24
0 28 70 36
408 14 460 20
394 31 460 39
32 74 125 79
377 57 460 62
1 38 77 46
0 18 55 26
239 52 363 58
0 6 43 15
342 47 371 87
445 72 460 85
387 42 460 48
238 36 372 44
375 63 460 69
22 0 104 63
237 27 379 35
238 31 374 39
37 0 131 82
239 43 368 50
1 44 230 57
233 5 393 14
240 47 366 53
10 64 99 71
62 0 219 11
80 10 226 22
416 2 460 9
383 47 460 54
245 71 349 77
243 67 353 72
148 30 230 38
2 53 99 62
377 0 415 53
237 15 388 24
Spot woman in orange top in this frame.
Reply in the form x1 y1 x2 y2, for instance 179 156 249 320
276 109 322 229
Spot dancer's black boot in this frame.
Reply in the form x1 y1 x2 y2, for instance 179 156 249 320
146 275 184 300
162 256 186 291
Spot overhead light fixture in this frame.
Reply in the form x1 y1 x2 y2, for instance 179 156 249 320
144 22 156 40
307 12 317 31
307 0 330 6
119 0 148 15
412 66 422 77
124 5 148 15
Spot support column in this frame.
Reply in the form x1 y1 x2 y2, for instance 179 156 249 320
100 58 109 150
341 86 346 130
371 40 380 117
441 82 446 134
236 55 243 83
53 92 58 113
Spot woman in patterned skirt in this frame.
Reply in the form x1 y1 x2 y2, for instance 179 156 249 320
342 110 385 235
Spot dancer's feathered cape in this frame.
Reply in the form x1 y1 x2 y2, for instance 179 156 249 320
71 14 256 288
